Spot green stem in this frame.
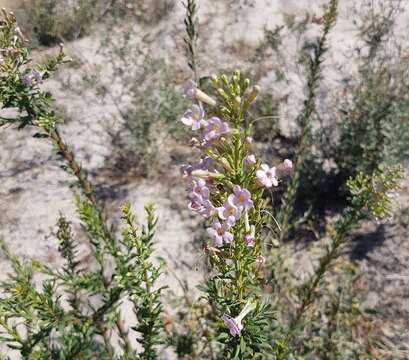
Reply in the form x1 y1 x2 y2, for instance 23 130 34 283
279 0 338 242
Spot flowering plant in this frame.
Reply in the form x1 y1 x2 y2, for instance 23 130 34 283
179 72 293 357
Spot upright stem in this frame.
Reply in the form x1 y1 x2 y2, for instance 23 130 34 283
284 207 358 349
47 126 132 353
279 0 338 242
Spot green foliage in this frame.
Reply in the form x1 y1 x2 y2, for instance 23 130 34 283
183 0 199 80
278 0 338 241
0 13 164 358
317 0 408 196
122 203 165 359
347 165 403 221
297 265 370 360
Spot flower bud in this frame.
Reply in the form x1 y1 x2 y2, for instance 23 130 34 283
283 159 293 170
191 169 224 180
217 87 228 100
243 78 250 91
245 154 256 165
246 85 261 105
196 89 217 107
277 158 293 173
220 157 233 172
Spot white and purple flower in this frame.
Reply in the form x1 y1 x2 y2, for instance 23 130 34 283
244 234 254 247
218 199 242 222
256 164 278 188
283 159 293 170
189 178 210 202
203 117 229 142
229 185 253 210
222 301 255 337
189 198 215 218
245 154 256 166
183 79 197 100
21 70 43 87
181 104 205 130
207 220 234 247
21 74 33 86
198 156 211 170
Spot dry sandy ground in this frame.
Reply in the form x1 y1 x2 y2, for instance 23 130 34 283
1 0 409 358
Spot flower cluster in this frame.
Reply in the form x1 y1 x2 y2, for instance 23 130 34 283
179 76 293 341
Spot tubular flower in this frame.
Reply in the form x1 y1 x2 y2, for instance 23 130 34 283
189 199 215 218
21 74 33 86
283 159 293 170
181 104 205 130
21 70 43 87
256 164 278 188
203 117 230 142
222 301 256 337
182 79 217 106
218 198 242 222
183 79 196 99
180 164 194 177
198 156 211 170
188 178 210 202
244 233 254 247
207 220 234 247
245 154 256 165
229 185 253 210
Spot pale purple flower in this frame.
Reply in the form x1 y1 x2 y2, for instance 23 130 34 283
183 79 196 99
21 74 33 86
244 234 254 247
256 164 278 188
180 157 211 178
31 70 43 83
180 164 194 177
188 199 215 218
229 185 253 210
197 199 216 218
222 301 255 337
283 159 293 170
0 57 4 65
181 105 205 130
245 154 256 165
198 156 211 170
222 315 242 337
189 178 209 202
245 136 253 144
21 70 43 87
207 220 233 247
203 117 229 142
218 199 242 222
